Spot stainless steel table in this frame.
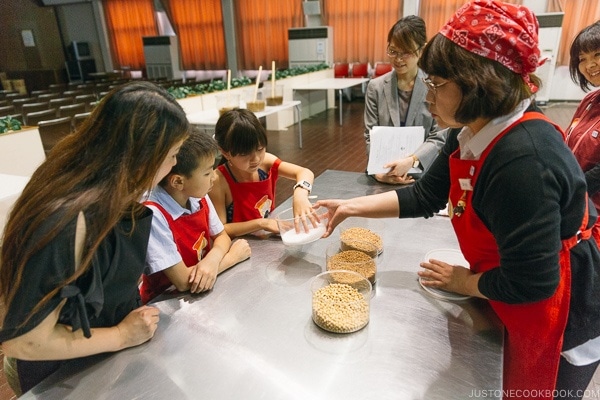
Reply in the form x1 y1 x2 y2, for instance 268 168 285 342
24 170 503 400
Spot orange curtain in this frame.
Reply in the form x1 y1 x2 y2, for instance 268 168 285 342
160 0 226 70
322 0 402 65
100 0 597 73
419 0 463 39
548 0 563 12
555 0 600 66
234 0 303 70
102 0 158 70
420 0 522 39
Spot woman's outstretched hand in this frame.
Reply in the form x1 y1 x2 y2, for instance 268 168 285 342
313 199 349 237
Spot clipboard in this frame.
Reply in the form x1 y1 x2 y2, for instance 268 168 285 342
366 126 425 175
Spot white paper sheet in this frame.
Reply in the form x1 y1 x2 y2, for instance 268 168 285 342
367 126 425 175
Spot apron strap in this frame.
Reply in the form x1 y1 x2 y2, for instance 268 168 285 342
511 111 566 139
563 194 593 251
515 112 588 251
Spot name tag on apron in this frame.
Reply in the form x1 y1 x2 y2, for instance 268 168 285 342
459 178 473 191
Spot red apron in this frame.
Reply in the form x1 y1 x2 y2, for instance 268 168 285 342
565 89 600 234
140 199 211 303
448 113 591 398
217 159 280 222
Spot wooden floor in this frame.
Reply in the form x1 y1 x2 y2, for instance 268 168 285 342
267 96 370 206
2 97 599 399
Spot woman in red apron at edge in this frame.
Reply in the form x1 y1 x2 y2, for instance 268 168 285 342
566 21 600 235
316 2 600 399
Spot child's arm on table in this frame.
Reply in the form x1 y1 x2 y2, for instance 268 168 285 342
215 233 251 273
221 218 279 238
186 232 250 291
162 234 249 293
186 231 230 292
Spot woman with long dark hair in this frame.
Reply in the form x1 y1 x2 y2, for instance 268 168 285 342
0 81 190 395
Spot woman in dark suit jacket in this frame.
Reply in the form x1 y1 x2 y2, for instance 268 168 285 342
364 16 447 184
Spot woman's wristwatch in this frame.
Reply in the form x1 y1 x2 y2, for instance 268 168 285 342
293 180 312 194
410 154 420 169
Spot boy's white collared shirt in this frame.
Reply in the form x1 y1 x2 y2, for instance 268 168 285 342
144 185 224 275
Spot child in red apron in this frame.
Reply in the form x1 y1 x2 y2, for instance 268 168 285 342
211 109 316 238
141 128 251 304
317 2 600 398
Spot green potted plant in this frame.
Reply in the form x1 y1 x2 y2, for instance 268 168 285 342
0 115 22 134
167 76 253 99
272 62 329 79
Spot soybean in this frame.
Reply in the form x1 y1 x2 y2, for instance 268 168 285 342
312 283 369 333
340 227 383 255
327 250 376 284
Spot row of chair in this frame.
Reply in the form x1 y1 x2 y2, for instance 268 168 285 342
4 79 125 98
1 92 97 109
334 62 393 79
0 87 92 155
11 92 96 104
0 75 183 104
0 108 89 128
0 102 92 125
1 76 186 157
1 111 90 155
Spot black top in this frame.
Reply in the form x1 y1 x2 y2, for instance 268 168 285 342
0 206 153 392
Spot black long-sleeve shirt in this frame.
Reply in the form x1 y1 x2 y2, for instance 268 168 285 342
395 118 600 349
397 119 587 301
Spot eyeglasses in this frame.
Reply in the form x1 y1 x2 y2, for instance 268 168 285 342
386 46 420 60
422 77 448 94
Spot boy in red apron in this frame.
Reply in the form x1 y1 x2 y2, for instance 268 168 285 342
317 2 600 398
141 128 251 304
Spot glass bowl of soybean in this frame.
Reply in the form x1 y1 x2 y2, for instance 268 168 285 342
326 240 379 285
310 270 371 333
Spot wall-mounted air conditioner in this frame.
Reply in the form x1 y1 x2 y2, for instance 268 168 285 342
535 12 564 104
288 26 333 68
142 36 182 80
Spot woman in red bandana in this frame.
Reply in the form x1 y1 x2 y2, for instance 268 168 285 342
316 2 600 398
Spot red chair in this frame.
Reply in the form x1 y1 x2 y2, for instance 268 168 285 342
334 62 350 78
351 62 369 78
373 62 393 78
349 62 370 99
